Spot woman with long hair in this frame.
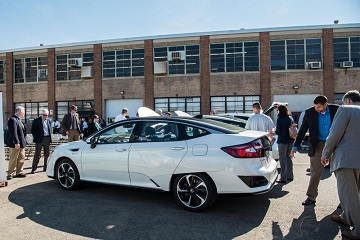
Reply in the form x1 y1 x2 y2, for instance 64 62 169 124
275 105 295 183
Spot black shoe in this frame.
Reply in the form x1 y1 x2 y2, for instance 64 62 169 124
30 171 35 174
43 169 46 172
287 178 294 182
7 175 12 180
15 173 27 178
337 203 342 209
302 199 316 205
276 180 286 183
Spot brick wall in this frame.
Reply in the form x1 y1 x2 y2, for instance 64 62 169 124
94 44 102 116
200 36 210 114
322 29 335 102
260 32 271 106
5 52 13 119
144 40 154 109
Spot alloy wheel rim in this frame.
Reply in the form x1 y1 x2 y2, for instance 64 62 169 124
58 163 75 188
177 174 208 208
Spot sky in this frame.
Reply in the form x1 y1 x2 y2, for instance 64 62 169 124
0 0 359 51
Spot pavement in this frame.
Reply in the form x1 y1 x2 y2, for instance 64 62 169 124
0 152 346 240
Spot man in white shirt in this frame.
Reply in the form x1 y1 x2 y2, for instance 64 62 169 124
115 108 129 122
245 102 274 139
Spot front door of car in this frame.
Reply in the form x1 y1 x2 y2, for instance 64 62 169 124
128 121 187 189
80 123 136 185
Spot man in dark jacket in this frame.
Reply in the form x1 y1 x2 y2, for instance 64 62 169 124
61 105 82 142
6 106 27 180
31 109 52 173
290 95 339 205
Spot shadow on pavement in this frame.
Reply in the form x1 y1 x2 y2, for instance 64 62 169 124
9 180 278 240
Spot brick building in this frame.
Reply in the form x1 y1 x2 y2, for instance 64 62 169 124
0 23 359 128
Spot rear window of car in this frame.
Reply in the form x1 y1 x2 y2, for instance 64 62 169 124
196 119 246 133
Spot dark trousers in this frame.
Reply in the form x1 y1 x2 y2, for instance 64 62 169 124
32 136 51 171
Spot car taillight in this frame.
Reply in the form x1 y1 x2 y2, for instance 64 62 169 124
221 141 265 158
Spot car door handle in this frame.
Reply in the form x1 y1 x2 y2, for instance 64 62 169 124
116 148 127 152
170 147 185 150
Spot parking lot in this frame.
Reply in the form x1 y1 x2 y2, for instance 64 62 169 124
0 152 345 240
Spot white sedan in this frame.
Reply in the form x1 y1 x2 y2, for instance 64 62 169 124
46 117 278 211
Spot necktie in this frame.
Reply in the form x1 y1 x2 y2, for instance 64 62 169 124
72 115 75 130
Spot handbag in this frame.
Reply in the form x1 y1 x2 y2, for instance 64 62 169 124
289 122 298 139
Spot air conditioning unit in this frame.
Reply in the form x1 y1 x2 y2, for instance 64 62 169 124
167 51 185 61
81 66 92 78
340 61 353 68
37 69 48 78
154 62 167 75
68 58 83 67
308 62 321 69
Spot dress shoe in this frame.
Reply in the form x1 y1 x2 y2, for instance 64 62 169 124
302 198 316 205
15 173 26 178
6 175 12 180
342 231 360 240
331 214 350 228
287 178 294 182
30 171 35 174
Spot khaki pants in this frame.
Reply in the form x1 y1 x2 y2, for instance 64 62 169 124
68 129 80 142
7 148 25 176
306 141 326 201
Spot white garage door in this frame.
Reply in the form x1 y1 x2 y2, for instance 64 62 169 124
106 99 144 123
273 94 318 113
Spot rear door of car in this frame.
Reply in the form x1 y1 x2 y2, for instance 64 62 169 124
128 120 187 189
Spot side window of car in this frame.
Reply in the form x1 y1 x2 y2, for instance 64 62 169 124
97 123 135 144
184 126 209 139
136 122 179 142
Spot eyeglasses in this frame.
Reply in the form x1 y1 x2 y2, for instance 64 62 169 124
42 114 48 117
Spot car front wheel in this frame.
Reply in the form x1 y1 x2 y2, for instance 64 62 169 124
56 158 80 191
172 173 217 212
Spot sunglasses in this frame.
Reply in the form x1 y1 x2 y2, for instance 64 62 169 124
42 114 49 116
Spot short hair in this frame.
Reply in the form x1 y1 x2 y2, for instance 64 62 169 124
41 109 49 115
15 106 25 114
342 90 360 103
210 109 216 114
122 108 128 114
313 95 328 105
70 105 78 111
92 115 99 121
252 102 262 109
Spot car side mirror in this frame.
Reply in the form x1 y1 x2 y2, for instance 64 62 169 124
90 137 97 149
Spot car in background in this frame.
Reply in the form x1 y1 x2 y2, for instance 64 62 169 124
193 114 247 128
46 116 278 212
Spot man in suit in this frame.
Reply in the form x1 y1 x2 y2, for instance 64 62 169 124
290 95 339 205
321 90 360 240
31 109 52 173
61 105 82 142
6 106 27 180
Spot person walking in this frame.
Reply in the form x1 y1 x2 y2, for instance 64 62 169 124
80 118 88 138
290 95 339 206
31 109 52 173
245 102 275 140
275 105 294 183
321 90 360 240
6 106 27 180
61 105 82 142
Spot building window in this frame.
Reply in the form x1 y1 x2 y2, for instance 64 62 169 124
154 97 200 115
211 95 260 113
102 49 144 78
0 60 4 84
14 57 48 83
333 37 360 68
210 42 259 72
56 53 94 81
15 102 48 125
270 39 322 70
154 45 200 75
56 100 94 121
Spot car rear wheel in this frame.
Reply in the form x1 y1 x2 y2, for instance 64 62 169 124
56 158 80 191
172 173 217 212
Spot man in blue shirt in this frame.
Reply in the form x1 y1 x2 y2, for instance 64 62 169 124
290 95 339 205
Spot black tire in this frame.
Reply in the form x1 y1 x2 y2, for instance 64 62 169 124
172 173 217 212
56 158 81 191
